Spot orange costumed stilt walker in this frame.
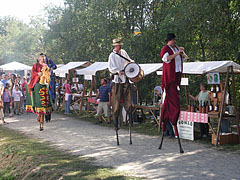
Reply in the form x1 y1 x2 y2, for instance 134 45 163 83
26 53 52 131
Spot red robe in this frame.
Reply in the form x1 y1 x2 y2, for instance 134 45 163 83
160 45 183 136
28 62 43 93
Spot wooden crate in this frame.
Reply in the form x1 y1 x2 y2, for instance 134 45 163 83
212 133 239 145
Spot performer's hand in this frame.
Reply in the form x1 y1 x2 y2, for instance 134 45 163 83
38 72 43 76
177 49 184 55
119 71 124 75
179 47 184 51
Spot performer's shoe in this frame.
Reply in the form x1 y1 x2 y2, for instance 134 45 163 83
40 127 44 131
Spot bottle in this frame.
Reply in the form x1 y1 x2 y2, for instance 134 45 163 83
216 85 220 92
199 100 202 113
209 101 213 111
214 101 219 112
202 101 206 113
188 100 191 112
191 100 195 112
205 101 209 114
211 85 214 92
213 88 217 98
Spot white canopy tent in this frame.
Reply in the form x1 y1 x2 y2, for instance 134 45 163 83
76 62 108 76
76 62 163 77
0 61 32 71
139 63 162 76
54 61 90 77
156 61 240 75
182 61 240 74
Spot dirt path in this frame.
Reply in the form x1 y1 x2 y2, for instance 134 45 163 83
3 113 240 180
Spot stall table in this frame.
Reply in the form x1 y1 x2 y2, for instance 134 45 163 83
133 105 162 132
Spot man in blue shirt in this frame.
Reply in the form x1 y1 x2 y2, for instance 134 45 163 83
95 78 111 124
1 74 8 87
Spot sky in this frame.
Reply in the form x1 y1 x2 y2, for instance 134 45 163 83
0 0 63 22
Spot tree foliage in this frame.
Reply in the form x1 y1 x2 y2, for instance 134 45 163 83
0 17 46 65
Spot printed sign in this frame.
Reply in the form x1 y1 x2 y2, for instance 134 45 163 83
72 78 79 82
207 73 220 84
177 120 194 141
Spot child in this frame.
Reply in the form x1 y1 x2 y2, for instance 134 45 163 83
2 87 11 116
12 85 23 115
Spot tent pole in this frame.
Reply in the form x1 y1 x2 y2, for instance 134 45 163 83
215 66 230 146
184 74 189 106
79 79 87 115
86 76 94 117
230 66 240 143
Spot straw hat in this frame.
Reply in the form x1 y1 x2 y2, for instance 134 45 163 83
112 38 123 46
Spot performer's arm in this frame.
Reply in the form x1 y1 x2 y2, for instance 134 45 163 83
108 54 121 74
108 92 111 106
95 91 100 102
49 59 57 69
162 50 184 63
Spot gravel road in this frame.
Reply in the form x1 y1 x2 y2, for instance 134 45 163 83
3 113 240 180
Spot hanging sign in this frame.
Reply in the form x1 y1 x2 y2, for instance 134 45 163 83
207 73 220 84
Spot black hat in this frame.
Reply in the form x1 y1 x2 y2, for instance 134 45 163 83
165 33 176 42
40 53 46 57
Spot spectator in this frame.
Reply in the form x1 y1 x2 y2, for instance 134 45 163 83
0 81 5 124
64 80 72 114
1 74 8 87
2 87 11 116
95 78 111 124
12 85 23 115
21 77 27 113
189 83 210 137
152 86 162 125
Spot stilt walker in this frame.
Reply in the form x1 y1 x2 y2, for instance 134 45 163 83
45 55 57 122
108 38 134 145
159 33 186 153
26 53 52 131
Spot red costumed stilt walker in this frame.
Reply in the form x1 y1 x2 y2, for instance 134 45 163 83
159 33 185 153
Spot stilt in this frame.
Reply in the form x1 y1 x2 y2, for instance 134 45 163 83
158 130 164 149
177 135 184 153
129 112 133 145
114 116 119 145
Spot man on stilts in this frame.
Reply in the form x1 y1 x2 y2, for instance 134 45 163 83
45 55 57 122
159 33 185 153
108 38 133 145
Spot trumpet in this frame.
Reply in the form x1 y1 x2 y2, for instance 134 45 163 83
177 46 189 60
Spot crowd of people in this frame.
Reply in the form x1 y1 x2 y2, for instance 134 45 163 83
0 73 29 124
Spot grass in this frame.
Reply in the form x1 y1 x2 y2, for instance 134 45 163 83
0 126 144 180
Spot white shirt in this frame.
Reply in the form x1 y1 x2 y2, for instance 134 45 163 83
108 49 133 83
12 90 23 102
72 84 83 91
162 45 182 72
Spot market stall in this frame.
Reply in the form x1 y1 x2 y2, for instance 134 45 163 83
54 61 90 77
76 62 163 128
157 60 240 145
54 61 91 111
0 61 32 77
